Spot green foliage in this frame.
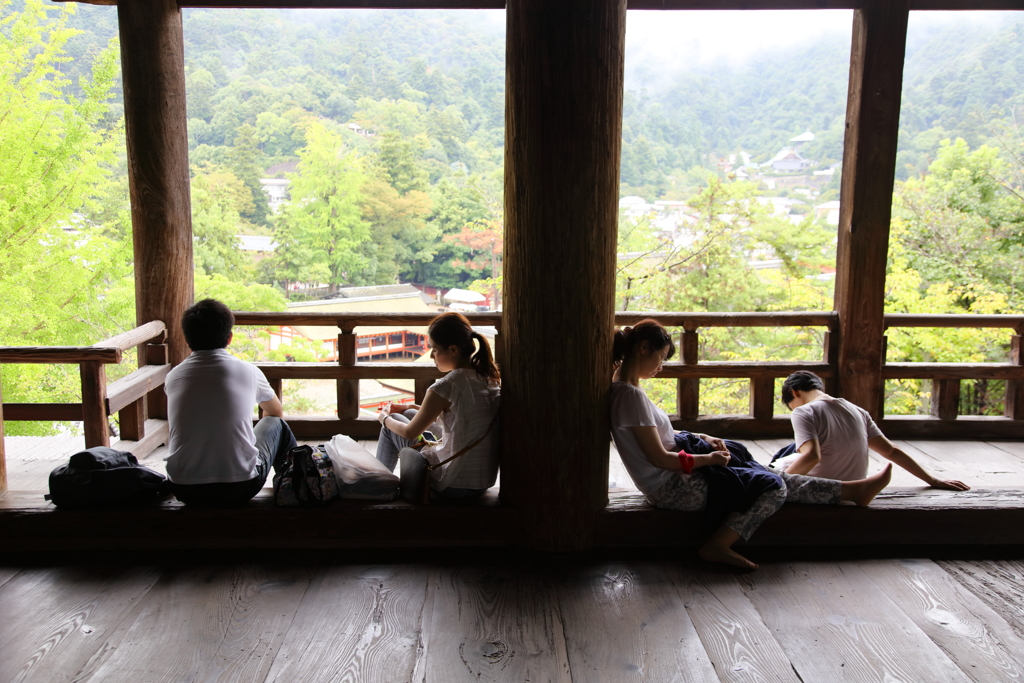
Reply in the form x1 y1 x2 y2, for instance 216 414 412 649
272 121 371 289
0 0 135 435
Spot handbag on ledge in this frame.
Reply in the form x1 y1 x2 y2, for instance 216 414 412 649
399 412 498 505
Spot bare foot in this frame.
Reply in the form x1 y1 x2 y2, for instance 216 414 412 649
698 543 759 570
852 463 892 506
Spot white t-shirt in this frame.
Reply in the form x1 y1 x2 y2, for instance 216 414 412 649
422 368 500 491
609 381 676 497
165 349 276 485
790 395 884 481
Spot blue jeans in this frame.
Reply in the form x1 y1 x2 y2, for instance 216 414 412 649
171 416 297 506
378 410 487 499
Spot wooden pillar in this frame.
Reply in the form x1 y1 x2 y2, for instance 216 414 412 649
502 0 625 551
1007 335 1024 420
832 0 910 420
0 374 7 498
337 327 359 419
750 377 775 420
677 327 699 419
118 0 193 367
81 362 110 449
931 380 960 421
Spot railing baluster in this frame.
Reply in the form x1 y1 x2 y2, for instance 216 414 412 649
822 326 840 396
1007 334 1023 420
119 399 146 441
145 342 169 419
930 379 960 420
750 377 775 420
80 361 110 448
337 325 359 419
677 326 699 419
414 378 432 404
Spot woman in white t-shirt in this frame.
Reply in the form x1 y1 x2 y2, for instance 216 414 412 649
611 319 893 570
376 312 500 498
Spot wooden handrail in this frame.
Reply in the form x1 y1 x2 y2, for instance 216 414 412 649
93 321 167 352
885 314 1024 334
0 347 122 364
0 320 171 454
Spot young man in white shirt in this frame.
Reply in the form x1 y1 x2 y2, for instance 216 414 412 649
165 299 296 505
774 371 969 491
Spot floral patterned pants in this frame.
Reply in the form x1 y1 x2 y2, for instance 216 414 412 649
647 470 842 540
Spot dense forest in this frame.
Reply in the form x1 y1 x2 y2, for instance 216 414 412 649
2 0 1023 429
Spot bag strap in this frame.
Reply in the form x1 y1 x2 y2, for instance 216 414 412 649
424 410 499 473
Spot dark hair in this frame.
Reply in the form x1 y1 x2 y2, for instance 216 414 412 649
181 299 234 351
612 318 675 365
428 312 500 382
781 370 825 406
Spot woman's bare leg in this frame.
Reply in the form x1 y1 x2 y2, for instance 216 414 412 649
841 463 892 506
698 525 758 570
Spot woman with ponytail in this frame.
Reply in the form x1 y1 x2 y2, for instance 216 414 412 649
376 312 500 498
610 319 892 569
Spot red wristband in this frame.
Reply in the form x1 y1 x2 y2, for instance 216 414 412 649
678 450 694 474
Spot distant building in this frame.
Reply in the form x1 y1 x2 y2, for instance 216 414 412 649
815 200 841 225
765 147 815 173
259 178 289 213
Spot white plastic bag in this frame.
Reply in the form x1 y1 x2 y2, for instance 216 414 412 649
324 435 400 500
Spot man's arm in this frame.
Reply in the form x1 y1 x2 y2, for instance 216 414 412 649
782 439 821 475
259 395 284 418
867 435 970 490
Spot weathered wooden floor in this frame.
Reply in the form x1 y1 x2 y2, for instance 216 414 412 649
1 556 1024 682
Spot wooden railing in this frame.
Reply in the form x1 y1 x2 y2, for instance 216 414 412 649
234 310 1024 440
0 321 172 457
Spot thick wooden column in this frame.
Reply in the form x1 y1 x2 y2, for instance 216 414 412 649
833 0 910 419
502 0 625 551
0 375 6 498
118 0 193 367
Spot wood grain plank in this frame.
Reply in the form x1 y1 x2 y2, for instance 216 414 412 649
938 561 1024 643
422 565 571 682
0 567 23 590
556 563 718 682
83 564 313 683
669 564 801 683
0 566 160 683
265 564 430 683
741 562 972 682
984 442 1024 464
860 559 1024 682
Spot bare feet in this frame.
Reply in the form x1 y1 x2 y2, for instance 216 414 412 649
698 543 759 570
845 463 892 506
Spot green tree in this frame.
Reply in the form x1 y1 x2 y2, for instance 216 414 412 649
229 124 272 227
272 121 371 292
0 0 133 435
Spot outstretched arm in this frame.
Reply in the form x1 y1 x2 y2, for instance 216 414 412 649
630 426 730 471
867 435 970 490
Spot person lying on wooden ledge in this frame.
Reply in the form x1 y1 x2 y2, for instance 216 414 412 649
610 319 892 570
164 299 297 506
772 371 970 492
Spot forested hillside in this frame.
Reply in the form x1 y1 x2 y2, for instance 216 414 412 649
2 1 1022 427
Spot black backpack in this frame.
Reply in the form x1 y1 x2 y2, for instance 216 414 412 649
46 447 169 508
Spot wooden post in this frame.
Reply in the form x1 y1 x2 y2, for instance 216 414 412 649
832 0 910 420
677 328 699 419
1007 335 1023 420
80 361 110 449
118 399 146 441
0 374 7 498
414 378 432 404
822 328 840 397
502 0 625 551
145 342 169 419
930 379 960 420
337 327 359 419
118 0 194 368
750 377 775 420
